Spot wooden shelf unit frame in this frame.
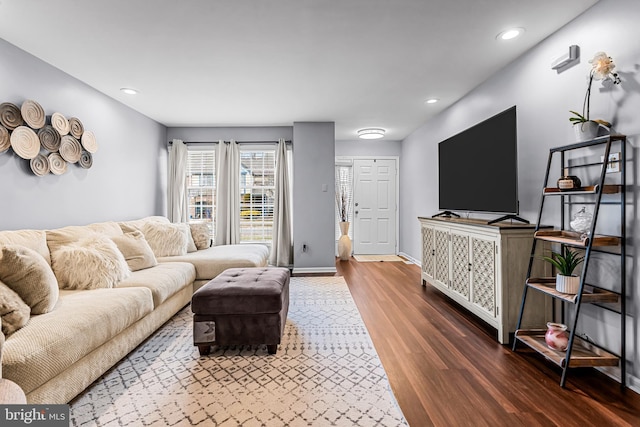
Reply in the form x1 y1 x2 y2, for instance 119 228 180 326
512 134 627 388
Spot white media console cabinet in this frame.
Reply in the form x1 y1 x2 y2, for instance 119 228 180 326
418 216 549 344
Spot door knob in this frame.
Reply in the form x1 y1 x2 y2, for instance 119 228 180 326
355 202 359 207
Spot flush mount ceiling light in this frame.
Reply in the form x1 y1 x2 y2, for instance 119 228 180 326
357 128 385 139
425 98 439 104
120 87 139 95
497 27 524 41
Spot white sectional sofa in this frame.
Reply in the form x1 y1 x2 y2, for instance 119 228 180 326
0 216 269 404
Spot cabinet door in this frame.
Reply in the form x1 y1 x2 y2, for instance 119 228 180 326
434 228 450 288
450 232 470 300
421 224 434 280
471 236 496 317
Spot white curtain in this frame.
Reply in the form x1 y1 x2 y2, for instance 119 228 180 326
167 139 188 222
215 140 240 245
270 138 292 267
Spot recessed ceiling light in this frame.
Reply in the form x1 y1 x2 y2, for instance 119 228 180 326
497 28 524 41
120 88 138 95
425 98 439 104
357 128 385 139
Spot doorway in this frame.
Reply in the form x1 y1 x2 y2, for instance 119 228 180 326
352 158 397 255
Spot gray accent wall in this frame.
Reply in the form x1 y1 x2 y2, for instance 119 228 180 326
293 122 336 272
399 0 640 388
0 38 167 230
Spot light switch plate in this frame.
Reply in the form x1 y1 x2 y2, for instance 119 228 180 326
600 152 621 173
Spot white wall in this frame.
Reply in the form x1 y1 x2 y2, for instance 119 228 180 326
399 0 640 388
167 126 292 143
0 38 167 230
336 139 402 157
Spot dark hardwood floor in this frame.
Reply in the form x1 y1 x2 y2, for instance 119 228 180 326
334 258 640 427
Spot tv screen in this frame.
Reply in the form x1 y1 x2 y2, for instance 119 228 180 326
438 106 518 215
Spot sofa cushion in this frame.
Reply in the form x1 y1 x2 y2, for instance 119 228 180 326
158 244 270 281
1 287 154 395
0 279 30 336
51 235 131 290
189 223 211 250
116 262 195 307
111 231 158 272
141 222 188 257
46 221 124 255
118 216 170 234
0 245 59 314
0 229 51 265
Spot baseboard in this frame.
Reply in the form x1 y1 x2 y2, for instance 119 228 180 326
627 373 640 394
399 251 420 266
292 267 337 275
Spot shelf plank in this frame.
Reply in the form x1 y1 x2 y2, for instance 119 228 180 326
526 278 619 304
515 330 619 368
534 230 620 247
542 185 622 196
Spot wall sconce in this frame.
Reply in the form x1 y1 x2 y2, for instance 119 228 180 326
551 45 579 70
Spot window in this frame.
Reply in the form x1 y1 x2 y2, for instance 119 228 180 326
335 163 354 240
239 148 276 244
186 149 215 241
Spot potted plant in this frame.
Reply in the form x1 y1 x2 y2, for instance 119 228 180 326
335 185 351 260
570 52 620 142
542 247 585 294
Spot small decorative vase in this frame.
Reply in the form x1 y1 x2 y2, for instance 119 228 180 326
338 222 352 261
545 322 569 351
556 274 579 294
557 175 581 190
573 121 599 142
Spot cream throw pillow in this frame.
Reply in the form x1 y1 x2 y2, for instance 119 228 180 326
52 235 131 290
0 245 59 314
141 222 188 257
111 231 158 271
0 279 31 336
189 223 211 250
178 223 198 253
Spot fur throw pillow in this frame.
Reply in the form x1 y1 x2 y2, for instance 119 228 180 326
111 231 158 272
141 222 188 257
52 235 131 290
189 223 211 250
0 245 59 314
0 279 31 336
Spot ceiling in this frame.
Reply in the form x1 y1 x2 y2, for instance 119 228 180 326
0 0 598 141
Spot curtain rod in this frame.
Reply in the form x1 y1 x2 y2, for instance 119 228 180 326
168 140 291 145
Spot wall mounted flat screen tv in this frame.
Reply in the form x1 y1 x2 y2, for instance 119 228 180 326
438 106 519 216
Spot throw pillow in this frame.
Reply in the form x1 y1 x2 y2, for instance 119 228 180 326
0 279 31 336
51 235 131 290
0 245 59 314
111 231 158 272
141 222 188 257
189 223 212 250
178 223 198 253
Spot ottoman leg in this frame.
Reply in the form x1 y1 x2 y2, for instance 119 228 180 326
198 345 211 356
267 344 277 354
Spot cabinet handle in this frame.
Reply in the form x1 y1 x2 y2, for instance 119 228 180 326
468 262 472 272
432 249 435 256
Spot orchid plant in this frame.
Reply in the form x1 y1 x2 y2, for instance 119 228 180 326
569 51 621 127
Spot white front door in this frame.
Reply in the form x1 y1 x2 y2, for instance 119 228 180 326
353 159 397 255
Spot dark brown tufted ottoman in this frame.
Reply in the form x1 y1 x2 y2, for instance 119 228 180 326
191 267 290 355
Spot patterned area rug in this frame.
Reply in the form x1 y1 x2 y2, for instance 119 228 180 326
70 276 407 426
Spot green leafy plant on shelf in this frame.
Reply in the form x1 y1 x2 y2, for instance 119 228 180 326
542 247 584 276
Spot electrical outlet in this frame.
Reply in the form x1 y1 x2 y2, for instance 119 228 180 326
600 152 620 173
